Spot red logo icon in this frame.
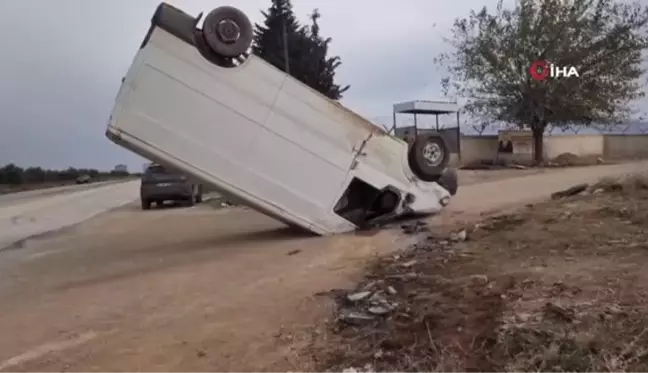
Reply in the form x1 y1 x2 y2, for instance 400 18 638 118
529 60 550 80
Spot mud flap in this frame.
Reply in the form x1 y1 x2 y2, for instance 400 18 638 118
438 168 458 196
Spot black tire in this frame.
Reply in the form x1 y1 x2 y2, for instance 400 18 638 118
202 6 253 58
194 185 203 203
408 134 450 181
438 168 459 196
373 190 399 213
141 199 151 210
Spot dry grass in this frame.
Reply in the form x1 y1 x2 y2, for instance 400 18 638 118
313 174 648 372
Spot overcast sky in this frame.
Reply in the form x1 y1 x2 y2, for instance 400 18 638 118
0 0 646 171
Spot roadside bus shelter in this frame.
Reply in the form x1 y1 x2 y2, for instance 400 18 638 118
391 100 460 133
390 100 461 156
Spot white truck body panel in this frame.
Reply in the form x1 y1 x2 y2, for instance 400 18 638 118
106 4 452 235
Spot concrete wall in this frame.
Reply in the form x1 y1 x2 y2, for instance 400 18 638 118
459 133 648 164
394 131 648 165
544 134 604 159
460 135 499 164
603 134 648 159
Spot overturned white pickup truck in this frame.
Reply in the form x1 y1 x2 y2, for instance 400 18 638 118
106 3 458 235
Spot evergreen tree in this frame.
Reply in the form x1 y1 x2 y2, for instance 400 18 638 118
253 1 350 100
298 9 350 100
252 0 300 74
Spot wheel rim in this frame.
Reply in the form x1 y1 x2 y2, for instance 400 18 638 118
217 19 241 44
422 142 444 166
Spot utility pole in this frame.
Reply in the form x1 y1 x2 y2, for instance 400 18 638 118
282 17 290 74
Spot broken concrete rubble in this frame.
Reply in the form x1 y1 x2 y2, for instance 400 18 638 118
347 291 372 302
551 183 589 199
449 229 467 241
320 173 648 372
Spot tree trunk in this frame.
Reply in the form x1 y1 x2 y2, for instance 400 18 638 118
532 126 544 164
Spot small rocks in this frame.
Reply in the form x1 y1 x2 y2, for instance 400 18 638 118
338 310 375 324
558 211 573 220
338 282 404 321
368 306 391 315
400 259 418 268
401 221 429 234
387 272 418 281
470 274 489 285
362 280 378 291
449 229 467 242
369 291 386 303
347 291 372 302
342 363 373 373
543 302 576 322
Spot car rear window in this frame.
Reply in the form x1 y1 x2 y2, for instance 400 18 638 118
146 165 168 174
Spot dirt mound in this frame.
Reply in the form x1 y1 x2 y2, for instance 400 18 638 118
316 174 648 372
545 153 607 167
554 152 581 165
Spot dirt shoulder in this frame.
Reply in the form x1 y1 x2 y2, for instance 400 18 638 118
318 175 648 372
0 162 646 371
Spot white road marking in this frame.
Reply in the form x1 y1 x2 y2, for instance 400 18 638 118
0 331 98 371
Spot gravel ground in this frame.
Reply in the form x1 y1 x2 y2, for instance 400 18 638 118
0 162 647 371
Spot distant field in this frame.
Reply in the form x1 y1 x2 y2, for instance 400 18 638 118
0 177 137 195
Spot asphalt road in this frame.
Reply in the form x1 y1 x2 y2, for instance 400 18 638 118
0 180 139 250
0 180 133 208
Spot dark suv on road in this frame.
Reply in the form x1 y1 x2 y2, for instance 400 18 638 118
140 164 202 210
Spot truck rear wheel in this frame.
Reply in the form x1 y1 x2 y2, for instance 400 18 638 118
408 134 450 181
202 6 253 58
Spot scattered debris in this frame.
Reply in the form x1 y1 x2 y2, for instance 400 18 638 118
470 274 489 285
543 301 576 322
337 310 375 325
551 183 589 199
400 259 418 268
341 364 374 373
367 306 391 315
400 221 428 234
347 291 372 302
449 229 467 242
318 173 648 372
